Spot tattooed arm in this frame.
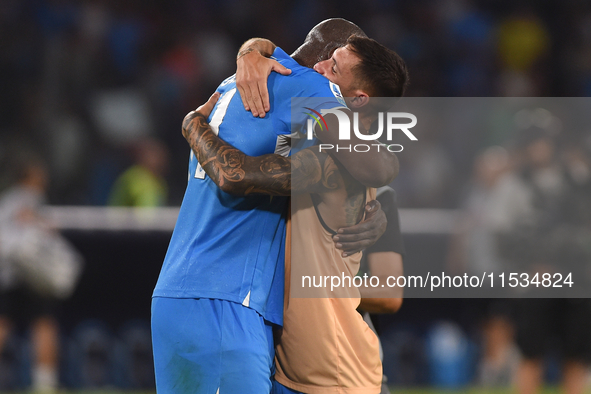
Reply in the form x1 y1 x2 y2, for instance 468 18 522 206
185 93 387 255
182 94 340 196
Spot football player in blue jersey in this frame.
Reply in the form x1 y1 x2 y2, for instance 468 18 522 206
181 32 408 394
184 32 408 393
151 19 402 394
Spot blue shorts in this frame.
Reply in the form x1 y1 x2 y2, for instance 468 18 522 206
272 380 305 394
151 297 275 393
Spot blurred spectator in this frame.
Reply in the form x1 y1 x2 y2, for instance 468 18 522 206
2 0 591 206
497 12 549 72
449 146 521 387
478 314 521 387
0 151 83 391
449 146 511 276
496 10 549 97
108 138 169 207
425 321 473 387
489 122 591 394
106 3 147 84
395 126 455 208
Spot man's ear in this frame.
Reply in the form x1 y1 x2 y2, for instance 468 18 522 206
348 91 369 108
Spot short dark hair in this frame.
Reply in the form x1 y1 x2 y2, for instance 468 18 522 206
346 35 409 98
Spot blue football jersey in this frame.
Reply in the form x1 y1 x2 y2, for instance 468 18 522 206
153 48 345 325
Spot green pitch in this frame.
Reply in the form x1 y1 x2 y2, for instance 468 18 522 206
385 388 586 394
7 388 591 394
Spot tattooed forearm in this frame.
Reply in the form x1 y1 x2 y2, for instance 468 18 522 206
183 112 289 195
182 111 341 196
183 114 247 187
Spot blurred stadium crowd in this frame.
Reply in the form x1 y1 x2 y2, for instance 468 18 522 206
2 0 591 391
2 0 591 206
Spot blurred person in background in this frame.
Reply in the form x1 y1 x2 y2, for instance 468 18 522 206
478 314 520 387
496 8 550 96
108 138 169 207
0 152 68 392
448 146 521 387
450 146 512 277
489 123 591 394
394 125 455 208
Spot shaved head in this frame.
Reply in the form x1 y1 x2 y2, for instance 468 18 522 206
291 18 367 68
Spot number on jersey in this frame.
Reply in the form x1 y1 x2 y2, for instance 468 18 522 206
194 88 237 179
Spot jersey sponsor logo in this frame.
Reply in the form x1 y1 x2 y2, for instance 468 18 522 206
329 82 347 107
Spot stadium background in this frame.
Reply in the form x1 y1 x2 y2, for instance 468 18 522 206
1 0 591 391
